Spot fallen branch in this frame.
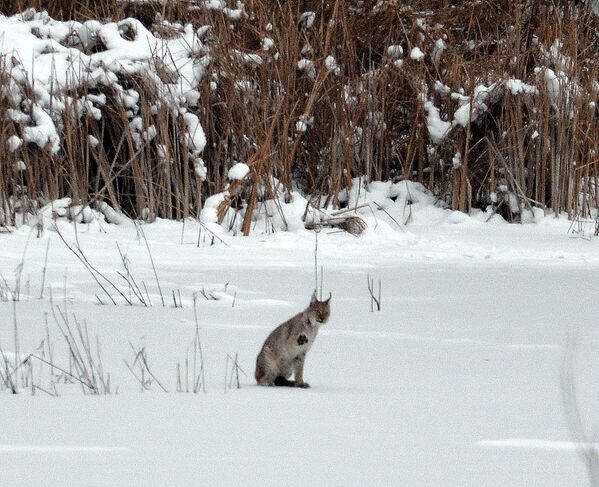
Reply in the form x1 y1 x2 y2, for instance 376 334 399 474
305 215 367 236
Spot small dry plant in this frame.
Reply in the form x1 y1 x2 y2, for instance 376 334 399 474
224 352 245 393
125 341 168 393
176 293 206 393
1 303 112 396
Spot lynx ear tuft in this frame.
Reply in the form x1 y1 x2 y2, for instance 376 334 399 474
325 292 332 303
310 290 318 304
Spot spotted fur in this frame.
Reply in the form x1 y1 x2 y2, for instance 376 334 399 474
255 291 331 388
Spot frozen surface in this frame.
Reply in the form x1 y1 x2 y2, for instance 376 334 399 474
1 214 599 486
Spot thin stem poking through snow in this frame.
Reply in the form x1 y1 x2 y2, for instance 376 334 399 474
136 223 165 307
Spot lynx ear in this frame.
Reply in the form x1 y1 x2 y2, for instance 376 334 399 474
310 290 318 304
325 292 332 304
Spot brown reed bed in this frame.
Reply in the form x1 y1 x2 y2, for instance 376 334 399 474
0 0 597 229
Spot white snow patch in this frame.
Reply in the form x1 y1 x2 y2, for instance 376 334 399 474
424 101 451 143
296 120 308 132
13 160 26 171
297 58 313 70
410 47 425 61
6 135 23 152
432 38 445 65
183 113 206 153
88 135 100 148
506 79 538 96
22 105 60 154
325 55 341 75
299 11 316 29
387 45 403 58
452 152 462 169
450 84 493 128
230 49 262 67
228 163 250 181
261 36 274 51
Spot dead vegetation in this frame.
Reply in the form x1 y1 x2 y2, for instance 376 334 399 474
0 1 598 231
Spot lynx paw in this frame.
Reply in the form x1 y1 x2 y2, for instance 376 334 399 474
295 381 310 389
256 375 274 386
274 376 296 387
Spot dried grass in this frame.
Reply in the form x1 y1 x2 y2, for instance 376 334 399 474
0 1 598 230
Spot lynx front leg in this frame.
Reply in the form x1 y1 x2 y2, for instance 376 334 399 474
255 366 274 386
293 352 310 388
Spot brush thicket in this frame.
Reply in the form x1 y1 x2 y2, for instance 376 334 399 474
0 1 597 228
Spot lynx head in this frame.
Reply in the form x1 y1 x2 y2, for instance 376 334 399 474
308 291 331 325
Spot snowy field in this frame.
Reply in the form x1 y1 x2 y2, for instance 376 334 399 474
2 209 599 486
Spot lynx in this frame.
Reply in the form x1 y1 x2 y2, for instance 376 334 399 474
255 291 331 388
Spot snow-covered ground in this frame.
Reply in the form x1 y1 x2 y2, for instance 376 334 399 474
2 209 599 486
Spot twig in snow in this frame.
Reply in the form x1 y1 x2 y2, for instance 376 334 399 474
367 274 382 312
135 223 165 306
39 238 51 299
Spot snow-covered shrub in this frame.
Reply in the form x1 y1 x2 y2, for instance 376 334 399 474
0 9 209 225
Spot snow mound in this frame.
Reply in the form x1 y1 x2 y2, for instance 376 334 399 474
202 180 310 235
201 176 492 237
197 175 547 238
